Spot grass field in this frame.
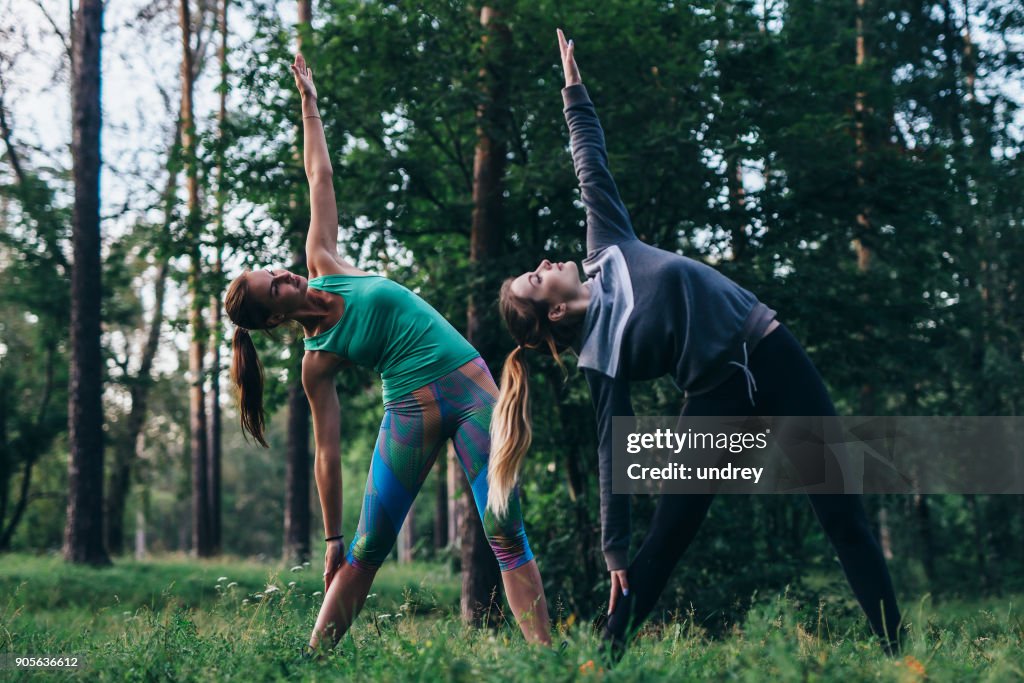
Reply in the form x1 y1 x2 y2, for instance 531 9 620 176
1 553 1022 681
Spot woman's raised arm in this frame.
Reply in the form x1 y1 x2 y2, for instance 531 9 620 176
291 54 342 277
557 30 637 257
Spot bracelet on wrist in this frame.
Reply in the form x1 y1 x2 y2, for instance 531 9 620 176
325 534 344 542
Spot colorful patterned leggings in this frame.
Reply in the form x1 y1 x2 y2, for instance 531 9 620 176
346 356 534 573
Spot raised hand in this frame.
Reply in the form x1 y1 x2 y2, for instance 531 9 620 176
557 28 581 88
291 53 318 101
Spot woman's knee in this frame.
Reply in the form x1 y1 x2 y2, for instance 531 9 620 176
482 515 534 572
489 534 535 572
347 533 396 573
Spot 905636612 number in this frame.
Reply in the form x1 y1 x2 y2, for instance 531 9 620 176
2 654 83 669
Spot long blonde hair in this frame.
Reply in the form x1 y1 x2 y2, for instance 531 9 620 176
487 278 576 518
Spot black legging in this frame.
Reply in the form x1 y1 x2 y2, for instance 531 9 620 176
604 322 902 652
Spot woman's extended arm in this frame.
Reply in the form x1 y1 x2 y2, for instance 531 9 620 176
291 54 342 278
583 368 634 615
302 352 344 590
557 30 637 257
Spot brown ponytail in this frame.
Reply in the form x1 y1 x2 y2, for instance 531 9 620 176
487 277 577 518
231 327 268 447
224 271 274 448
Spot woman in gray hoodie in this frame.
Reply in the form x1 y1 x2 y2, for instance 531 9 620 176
487 29 901 659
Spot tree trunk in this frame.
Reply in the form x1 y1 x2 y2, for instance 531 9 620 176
460 4 509 627
877 504 893 560
965 494 992 591
181 0 212 557
852 0 871 275
447 442 460 551
134 498 147 560
206 0 231 557
284 381 311 564
727 155 748 261
914 493 936 586
435 452 448 550
853 0 878 420
63 0 109 566
398 500 415 563
283 0 313 567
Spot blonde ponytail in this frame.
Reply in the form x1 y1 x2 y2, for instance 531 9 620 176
489 275 579 518
487 346 532 518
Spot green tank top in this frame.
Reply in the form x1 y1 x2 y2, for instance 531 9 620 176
304 274 480 404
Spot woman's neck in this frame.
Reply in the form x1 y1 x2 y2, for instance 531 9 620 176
563 278 593 323
290 288 336 334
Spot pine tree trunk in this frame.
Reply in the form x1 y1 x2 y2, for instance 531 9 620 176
134 504 146 560
398 501 415 563
965 494 992 591
181 0 212 557
63 0 110 566
447 443 460 551
283 0 313 567
460 4 509 627
853 0 878 421
435 453 448 550
877 504 893 560
727 155 748 261
284 381 311 564
206 0 231 557
914 493 936 585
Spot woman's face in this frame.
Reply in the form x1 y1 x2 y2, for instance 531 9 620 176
509 259 582 314
244 268 308 321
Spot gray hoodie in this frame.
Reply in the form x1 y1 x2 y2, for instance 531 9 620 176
562 84 777 571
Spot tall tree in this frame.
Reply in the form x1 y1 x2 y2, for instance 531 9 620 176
283 0 313 566
459 3 509 625
63 0 109 566
181 0 212 557
207 0 231 557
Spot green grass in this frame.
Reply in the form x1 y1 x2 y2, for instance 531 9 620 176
1 553 1021 681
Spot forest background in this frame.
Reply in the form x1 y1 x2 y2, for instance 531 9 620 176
1 0 1023 662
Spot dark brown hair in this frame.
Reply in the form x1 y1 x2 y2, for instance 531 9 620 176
487 277 578 517
224 271 276 448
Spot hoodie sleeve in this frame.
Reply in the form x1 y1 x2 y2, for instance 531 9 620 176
583 367 634 571
562 84 637 257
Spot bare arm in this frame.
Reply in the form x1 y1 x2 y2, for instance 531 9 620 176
291 54 343 277
303 352 344 588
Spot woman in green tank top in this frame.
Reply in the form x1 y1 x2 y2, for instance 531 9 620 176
223 54 550 654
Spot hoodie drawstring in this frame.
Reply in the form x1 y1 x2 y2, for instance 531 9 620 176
728 341 758 406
